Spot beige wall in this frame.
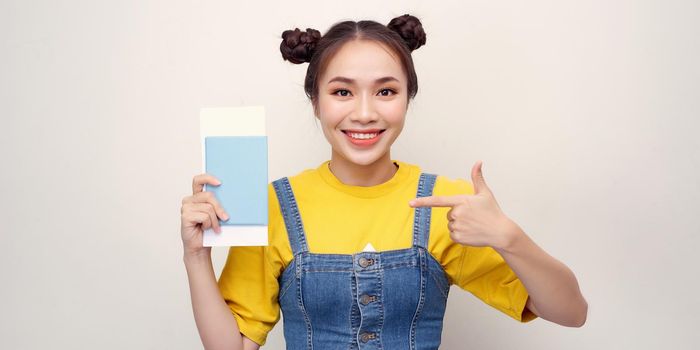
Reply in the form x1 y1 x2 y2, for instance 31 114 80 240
1 0 698 348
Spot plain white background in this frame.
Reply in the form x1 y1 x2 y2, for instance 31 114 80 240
2 0 698 348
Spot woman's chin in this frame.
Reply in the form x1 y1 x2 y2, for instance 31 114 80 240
336 148 390 167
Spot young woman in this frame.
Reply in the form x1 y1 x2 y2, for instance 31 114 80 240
180 14 587 350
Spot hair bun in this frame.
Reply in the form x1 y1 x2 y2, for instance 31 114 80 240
280 28 322 64
387 14 426 52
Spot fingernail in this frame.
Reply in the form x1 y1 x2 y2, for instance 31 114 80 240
409 200 416 206
222 213 230 221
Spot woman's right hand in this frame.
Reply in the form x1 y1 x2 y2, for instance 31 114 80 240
180 174 230 256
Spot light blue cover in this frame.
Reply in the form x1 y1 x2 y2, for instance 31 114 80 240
204 136 267 225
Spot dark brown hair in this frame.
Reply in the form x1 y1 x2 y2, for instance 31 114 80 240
279 14 427 113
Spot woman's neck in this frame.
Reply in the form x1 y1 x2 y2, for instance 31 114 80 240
328 151 398 187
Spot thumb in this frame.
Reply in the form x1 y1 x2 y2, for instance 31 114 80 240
471 160 492 195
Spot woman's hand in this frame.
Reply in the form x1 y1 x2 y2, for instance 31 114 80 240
409 161 517 250
180 174 230 256
412 161 588 326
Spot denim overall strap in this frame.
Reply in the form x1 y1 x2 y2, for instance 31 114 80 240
412 173 437 249
272 177 309 255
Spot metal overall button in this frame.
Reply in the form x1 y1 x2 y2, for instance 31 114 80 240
358 257 374 268
359 332 376 343
359 294 376 305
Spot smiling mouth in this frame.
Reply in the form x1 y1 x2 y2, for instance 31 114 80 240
340 129 386 146
341 129 386 139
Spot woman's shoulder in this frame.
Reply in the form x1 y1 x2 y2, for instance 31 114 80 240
268 162 323 186
388 159 475 196
430 172 476 196
402 159 475 196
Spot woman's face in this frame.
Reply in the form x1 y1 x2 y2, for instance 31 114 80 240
315 39 408 167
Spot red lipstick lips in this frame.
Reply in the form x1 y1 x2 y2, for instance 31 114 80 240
342 129 385 147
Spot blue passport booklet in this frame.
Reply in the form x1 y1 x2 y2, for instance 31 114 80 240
205 136 268 226
199 105 268 247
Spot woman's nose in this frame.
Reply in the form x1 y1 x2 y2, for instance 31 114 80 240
350 92 379 123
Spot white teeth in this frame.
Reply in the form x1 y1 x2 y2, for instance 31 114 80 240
349 132 378 139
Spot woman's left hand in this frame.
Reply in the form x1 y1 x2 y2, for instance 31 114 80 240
409 161 517 250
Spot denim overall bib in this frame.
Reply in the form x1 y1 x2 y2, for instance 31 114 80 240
272 173 450 349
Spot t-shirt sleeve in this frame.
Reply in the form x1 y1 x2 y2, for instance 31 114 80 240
454 245 537 322
217 245 282 346
433 177 536 323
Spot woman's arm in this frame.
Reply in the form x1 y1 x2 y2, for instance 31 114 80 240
184 250 261 350
409 161 587 327
181 174 262 349
495 221 588 327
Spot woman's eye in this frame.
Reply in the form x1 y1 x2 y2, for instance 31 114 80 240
379 88 396 96
333 89 351 97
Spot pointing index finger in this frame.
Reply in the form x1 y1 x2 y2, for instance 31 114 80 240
409 195 462 208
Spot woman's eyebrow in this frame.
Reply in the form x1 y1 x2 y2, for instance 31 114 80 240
327 76 399 85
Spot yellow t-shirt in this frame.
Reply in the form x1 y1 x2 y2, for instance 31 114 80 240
217 159 536 345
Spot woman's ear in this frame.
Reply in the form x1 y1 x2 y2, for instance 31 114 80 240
313 101 320 119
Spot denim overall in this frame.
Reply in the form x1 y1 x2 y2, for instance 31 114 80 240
272 173 450 349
